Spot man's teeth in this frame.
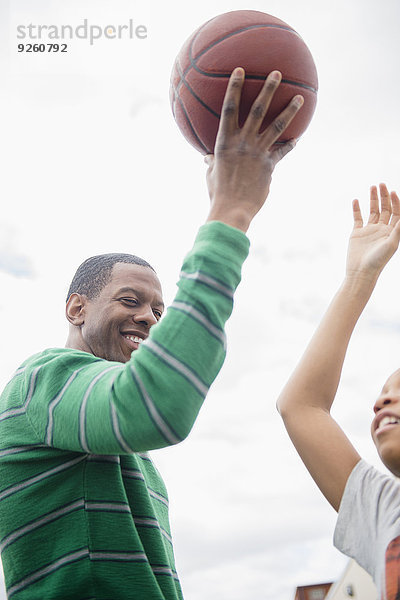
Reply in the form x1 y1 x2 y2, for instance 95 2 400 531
377 416 400 431
124 335 143 344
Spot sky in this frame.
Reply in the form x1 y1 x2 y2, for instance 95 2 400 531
1 0 400 598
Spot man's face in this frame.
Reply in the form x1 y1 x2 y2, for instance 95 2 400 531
78 263 164 363
371 368 400 475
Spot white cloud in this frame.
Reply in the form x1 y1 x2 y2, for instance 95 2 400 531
0 225 34 277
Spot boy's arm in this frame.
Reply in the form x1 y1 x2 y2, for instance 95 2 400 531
277 184 400 511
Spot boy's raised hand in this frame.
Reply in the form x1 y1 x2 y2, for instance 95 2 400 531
347 184 400 280
277 184 400 512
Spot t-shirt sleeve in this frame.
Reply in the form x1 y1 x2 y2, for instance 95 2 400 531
20 221 249 454
334 459 400 579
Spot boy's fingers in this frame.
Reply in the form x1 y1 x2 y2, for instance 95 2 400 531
368 186 380 223
352 199 363 229
390 191 400 227
379 183 391 224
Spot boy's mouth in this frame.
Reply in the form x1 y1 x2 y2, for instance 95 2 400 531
374 413 400 435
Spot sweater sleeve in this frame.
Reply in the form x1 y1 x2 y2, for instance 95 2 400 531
21 221 249 454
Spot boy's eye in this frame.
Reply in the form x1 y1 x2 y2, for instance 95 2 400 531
153 310 162 320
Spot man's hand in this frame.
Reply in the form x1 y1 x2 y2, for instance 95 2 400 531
346 184 400 282
205 68 303 232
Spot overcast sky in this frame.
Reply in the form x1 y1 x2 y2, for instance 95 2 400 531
1 1 400 598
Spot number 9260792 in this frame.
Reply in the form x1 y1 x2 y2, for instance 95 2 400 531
18 43 67 52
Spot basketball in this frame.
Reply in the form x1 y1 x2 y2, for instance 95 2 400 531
170 10 318 155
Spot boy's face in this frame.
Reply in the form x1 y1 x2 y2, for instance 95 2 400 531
371 368 400 476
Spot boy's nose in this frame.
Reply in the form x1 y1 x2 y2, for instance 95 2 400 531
373 395 398 413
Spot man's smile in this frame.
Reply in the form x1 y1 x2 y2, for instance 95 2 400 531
121 330 147 352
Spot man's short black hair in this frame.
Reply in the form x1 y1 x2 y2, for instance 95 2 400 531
66 253 155 302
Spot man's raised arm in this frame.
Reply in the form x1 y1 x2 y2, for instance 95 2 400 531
23 68 304 455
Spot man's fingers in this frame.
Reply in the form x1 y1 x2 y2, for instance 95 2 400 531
217 67 245 140
270 138 297 164
204 154 214 166
241 70 282 135
261 95 304 148
352 199 363 229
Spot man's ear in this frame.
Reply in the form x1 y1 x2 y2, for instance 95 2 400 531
66 293 87 326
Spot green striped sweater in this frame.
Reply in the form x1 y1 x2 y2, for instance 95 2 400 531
0 222 249 599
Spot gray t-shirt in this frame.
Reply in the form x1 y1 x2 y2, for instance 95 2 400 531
334 459 400 600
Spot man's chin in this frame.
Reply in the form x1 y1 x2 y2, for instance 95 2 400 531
114 351 133 363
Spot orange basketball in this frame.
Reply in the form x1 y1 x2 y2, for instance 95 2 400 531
170 10 318 155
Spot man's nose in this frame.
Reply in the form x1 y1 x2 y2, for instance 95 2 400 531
133 306 158 328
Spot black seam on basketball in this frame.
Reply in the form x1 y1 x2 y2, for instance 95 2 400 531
173 72 314 125
189 23 301 68
174 91 209 154
174 23 299 99
176 59 220 119
188 65 317 93
188 25 316 94
172 17 214 100
173 64 315 132
171 18 316 151
173 22 316 99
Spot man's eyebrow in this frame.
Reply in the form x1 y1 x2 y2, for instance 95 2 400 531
117 287 139 295
116 287 165 309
